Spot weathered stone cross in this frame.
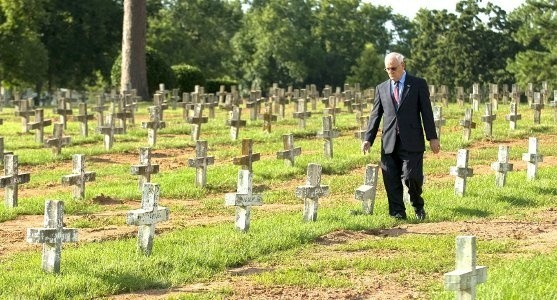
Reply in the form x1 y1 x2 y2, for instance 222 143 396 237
459 108 476 142
126 183 169 256
317 116 340 158
27 108 53 144
505 101 521 130
0 137 13 166
0 154 30 208
187 104 208 142
490 145 513 187
292 99 311 129
295 163 329 222
93 94 108 127
530 92 544 125
61 154 96 199
141 106 166 146
450 149 474 197
26 200 78 273
354 114 369 141
130 147 160 191
55 96 73 129
96 114 124 150
75 103 95 136
227 106 246 141
188 140 214 188
45 123 71 155
276 133 301 166
233 139 260 173
225 170 262 232
15 98 34 133
480 103 496 137
433 106 446 141
354 164 379 214
260 102 277 133
444 236 488 300
522 137 543 181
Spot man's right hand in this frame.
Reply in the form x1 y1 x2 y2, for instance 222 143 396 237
361 141 371 154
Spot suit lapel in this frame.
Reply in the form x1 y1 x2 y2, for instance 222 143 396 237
399 76 412 108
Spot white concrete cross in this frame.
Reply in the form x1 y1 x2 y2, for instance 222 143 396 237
61 154 96 199
292 99 311 129
0 137 13 166
130 147 160 191
295 163 329 222
94 94 108 127
317 116 340 158
96 114 124 150
434 106 446 141
75 103 95 137
55 96 73 129
14 98 34 133
354 113 369 141
187 104 208 141
187 140 214 188
227 106 246 140
354 164 379 214
444 236 488 300
530 92 544 125
522 137 543 181
276 133 301 166
450 149 474 197
225 170 262 232
27 108 53 144
26 200 78 273
45 123 71 155
0 154 30 208
490 145 513 187
233 139 260 173
142 106 166 146
505 101 521 130
459 108 476 142
126 183 169 256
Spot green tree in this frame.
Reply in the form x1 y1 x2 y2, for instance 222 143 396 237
346 43 384 89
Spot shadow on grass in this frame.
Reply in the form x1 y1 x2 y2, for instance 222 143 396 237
534 186 557 196
452 207 491 218
498 195 535 207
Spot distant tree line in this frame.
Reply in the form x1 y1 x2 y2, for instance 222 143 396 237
0 0 554 99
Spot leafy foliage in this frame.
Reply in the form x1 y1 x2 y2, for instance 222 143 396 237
171 64 205 93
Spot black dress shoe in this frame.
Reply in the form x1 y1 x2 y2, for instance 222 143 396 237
392 213 407 220
415 208 426 220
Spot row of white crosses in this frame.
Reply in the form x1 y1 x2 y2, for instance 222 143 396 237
450 137 544 196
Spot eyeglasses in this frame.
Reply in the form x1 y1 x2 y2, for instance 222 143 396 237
384 65 400 72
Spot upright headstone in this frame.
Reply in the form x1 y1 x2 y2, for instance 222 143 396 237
26 200 78 273
292 99 311 129
490 145 513 187
28 109 52 144
276 133 301 166
459 108 476 141
126 183 169 256
433 106 446 141
530 92 544 125
227 106 246 140
450 149 474 197
97 114 124 150
444 236 488 300
14 99 34 133
75 103 95 136
142 106 166 146
55 96 73 129
233 139 260 173
260 102 277 133
505 101 521 130
187 140 214 188
354 164 379 214
480 103 496 137
45 123 71 155
522 137 543 181
61 154 96 199
187 104 208 142
317 116 339 158
224 170 262 232
0 154 30 208
130 147 159 191
295 163 329 222
470 84 481 111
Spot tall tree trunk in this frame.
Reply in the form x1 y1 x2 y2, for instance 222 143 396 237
121 0 148 100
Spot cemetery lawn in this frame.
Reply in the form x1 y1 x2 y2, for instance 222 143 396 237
0 101 556 299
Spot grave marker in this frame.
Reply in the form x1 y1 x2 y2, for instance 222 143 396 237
292 99 311 129
27 109 52 144
505 101 521 130
480 103 496 137
450 149 474 197
550 90 557 122
444 236 487 300
227 106 246 140
45 123 71 156
317 116 339 158
188 140 214 187
74 103 95 136
14 99 34 133
0 137 13 166
187 104 208 141
131 147 159 191
530 92 544 125
434 106 446 141
96 114 124 150
0 154 30 208
522 137 543 180
490 145 513 187
354 164 379 214
61 154 96 199
276 133 301 166
295 163 329 222
55 96 73 129
94 95 108 127
142 106 166 146
260 102 277 133
470 83 481 111
126 183 169 256
354 114 369 141
26 200 78 273
224 170 262 232
459 108 476 141
233 139 260 173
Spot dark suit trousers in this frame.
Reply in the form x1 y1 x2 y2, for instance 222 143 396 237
381 136 425 216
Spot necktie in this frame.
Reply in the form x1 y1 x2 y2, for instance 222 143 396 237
394 81 400 104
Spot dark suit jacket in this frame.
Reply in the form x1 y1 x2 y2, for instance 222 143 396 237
364 73 437 154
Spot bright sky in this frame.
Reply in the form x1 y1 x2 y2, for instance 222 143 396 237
364 0 525 19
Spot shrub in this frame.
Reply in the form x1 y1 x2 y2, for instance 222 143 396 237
206 77 239 94
171 64 205 93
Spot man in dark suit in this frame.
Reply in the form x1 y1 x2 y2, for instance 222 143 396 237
361 52 440 220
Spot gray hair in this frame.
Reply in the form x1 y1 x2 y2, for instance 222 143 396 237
385 52 405 65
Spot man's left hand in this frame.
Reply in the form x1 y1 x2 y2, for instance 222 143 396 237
430 139 440 154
